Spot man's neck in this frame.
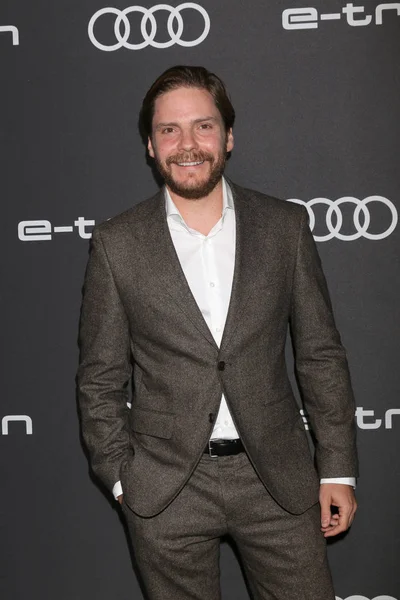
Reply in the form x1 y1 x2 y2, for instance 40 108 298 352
167 179 224 236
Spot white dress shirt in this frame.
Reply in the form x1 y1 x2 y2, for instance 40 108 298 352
112 178 355 499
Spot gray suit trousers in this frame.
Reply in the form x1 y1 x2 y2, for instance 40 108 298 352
122 452 335 600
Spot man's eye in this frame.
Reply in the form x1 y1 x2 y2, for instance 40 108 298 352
199 123 212 130
161 127 175 134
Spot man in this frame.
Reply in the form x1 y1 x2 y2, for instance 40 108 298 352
78 65 358 600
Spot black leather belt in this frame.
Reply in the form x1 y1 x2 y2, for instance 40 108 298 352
204 438 244 457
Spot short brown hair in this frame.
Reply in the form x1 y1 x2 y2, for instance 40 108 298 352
139 65 235 139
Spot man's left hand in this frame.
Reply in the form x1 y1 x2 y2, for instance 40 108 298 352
319 483 357 538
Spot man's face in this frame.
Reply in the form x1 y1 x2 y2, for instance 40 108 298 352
147 86 234 200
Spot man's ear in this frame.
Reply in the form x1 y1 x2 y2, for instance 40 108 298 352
226 128 234 153
147 136 155 158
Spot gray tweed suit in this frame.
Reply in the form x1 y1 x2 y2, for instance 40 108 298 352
78 180 358 599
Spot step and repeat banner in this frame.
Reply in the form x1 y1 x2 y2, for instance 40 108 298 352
1 1 399 599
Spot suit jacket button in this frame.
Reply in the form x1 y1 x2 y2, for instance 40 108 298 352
217 361 225 371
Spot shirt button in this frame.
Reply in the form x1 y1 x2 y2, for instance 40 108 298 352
215 327 221 333
210 282 215 288
217 361 225 371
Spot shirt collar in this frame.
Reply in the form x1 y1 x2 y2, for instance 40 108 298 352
165 177 234 222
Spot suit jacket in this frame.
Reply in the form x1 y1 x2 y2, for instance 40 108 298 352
77 181 358 517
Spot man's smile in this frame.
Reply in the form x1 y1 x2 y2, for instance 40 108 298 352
176 161 205 167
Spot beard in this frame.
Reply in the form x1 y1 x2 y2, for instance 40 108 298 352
154 147 227 200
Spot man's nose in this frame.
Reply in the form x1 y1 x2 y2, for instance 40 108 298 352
179 128 198 151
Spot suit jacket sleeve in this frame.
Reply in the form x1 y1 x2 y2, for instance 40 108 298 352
77 227 132 492
289 207 358 479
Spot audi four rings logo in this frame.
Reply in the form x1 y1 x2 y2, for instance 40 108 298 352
88 3 210 51
287 196 398 241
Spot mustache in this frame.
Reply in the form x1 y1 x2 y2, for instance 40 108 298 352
166 151 214 166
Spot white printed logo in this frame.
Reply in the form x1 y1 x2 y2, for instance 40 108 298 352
0 25 19 45
88 3 210 51
301 408 400 431
283 3 400 30
356 407 400 430
2 415 33 435
18 217 95 241
287 196 398 241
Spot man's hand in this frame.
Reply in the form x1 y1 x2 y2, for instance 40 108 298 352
117 494 123 505
319 483 357 538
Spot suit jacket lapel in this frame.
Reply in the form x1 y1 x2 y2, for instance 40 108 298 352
219 181 275 352
129 181 276 354
130 190 219 350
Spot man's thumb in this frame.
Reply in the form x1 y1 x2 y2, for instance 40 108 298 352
320 494 331 527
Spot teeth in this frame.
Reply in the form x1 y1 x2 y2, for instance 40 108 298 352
177 161 204 166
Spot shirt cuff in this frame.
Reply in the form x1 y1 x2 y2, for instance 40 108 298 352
112 480 123 500
320 477 356 488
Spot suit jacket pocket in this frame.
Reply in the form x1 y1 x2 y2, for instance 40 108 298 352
130 406 174 439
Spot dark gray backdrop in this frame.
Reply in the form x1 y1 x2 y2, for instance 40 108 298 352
2 1 400 599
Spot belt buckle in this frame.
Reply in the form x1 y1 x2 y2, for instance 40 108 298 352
208 440 218 458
